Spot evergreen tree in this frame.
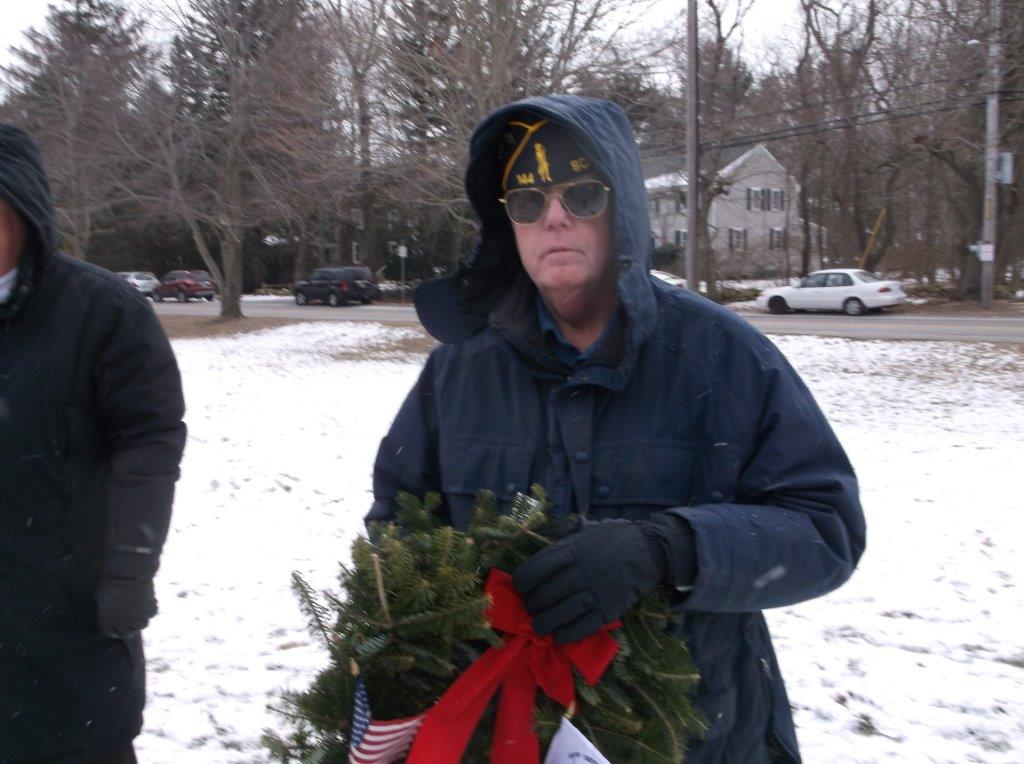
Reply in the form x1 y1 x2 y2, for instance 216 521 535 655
2 0 151 260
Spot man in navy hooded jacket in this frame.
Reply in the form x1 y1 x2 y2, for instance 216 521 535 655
1 124 186 762
369 95 865 762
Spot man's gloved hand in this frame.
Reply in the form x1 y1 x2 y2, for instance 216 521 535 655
96 576 157 638
96 549 160 638
512 516 694 644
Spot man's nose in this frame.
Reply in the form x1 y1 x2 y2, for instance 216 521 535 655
542 193 572 228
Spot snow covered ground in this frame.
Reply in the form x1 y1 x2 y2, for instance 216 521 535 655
137 321 1024 763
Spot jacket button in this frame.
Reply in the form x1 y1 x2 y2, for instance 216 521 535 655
574 450 589 464
596 485 611 499
505 482 517 494
711 490 724 502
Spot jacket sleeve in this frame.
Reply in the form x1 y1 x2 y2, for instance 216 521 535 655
667 335 865 613
366 351 444 526
94 293 186 579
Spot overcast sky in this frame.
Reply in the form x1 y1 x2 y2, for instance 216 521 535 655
0 0 802 73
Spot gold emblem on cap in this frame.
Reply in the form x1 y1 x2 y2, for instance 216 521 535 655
515 172 535 186
502 118 549 191
570 157 590 173
535 143 553 183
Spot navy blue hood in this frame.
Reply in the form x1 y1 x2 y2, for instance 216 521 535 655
0 124 59 318
415 95 657 351
0 124 58 261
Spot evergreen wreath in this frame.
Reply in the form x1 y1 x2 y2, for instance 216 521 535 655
264 488 706 762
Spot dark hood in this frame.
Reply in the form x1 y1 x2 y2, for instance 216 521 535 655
0 124 59 318
415 95 657 352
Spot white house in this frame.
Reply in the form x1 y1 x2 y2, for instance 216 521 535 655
645 144 825 279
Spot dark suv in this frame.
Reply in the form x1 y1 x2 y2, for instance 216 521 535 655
294 266 380 306
153 270 218 302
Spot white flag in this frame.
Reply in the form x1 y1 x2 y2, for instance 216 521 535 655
543 717 611 764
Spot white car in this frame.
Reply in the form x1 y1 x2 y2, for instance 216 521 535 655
756 269 906 316
118 271 161 296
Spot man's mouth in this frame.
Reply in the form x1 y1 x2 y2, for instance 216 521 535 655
542 247 580 259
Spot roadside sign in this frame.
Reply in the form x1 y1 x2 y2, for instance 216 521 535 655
998 152 1014 184
978 243 995 262
397 245 408 259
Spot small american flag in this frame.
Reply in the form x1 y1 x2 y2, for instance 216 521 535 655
349 677 426 764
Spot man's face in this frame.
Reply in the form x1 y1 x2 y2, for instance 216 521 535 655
0 198 26 272
511 180 615 298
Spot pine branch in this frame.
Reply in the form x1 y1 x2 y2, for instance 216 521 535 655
290 572 334 650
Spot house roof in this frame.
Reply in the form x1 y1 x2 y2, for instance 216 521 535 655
640 143 756 183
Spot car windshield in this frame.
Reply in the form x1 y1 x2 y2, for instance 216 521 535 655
855 270 883 282
190 271 211 280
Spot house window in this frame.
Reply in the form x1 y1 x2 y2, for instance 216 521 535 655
772 189 785 210
728 228 747 252
760 188 771 211
746 187 756 210
769 227 785 250
674 230 688 248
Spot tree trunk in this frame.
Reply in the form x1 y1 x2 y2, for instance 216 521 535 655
219 231 244 318
294 228 312 284
799 165 812 277
355 70 376 268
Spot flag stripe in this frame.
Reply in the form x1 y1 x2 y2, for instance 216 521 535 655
349 677 425 764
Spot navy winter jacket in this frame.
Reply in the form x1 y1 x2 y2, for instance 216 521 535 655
369 95 865 762
0 124 186 762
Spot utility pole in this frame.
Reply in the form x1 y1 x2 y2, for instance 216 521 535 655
980 0 1002 308
685 0 699 293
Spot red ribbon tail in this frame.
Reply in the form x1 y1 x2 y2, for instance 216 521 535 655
491 654 540 764
406 638 526 764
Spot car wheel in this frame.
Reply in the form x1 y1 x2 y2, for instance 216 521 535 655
152 292 163 302
176 290 187 303
843 297 866 316
768 296 789 314
327 292 341 307
204 295 215 301
360 297 371 305
296 292 308 306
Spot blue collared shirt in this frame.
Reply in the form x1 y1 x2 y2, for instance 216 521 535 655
536 295 618 368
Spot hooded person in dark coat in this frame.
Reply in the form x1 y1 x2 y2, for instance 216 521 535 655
369 96 866 761
0 124 186 763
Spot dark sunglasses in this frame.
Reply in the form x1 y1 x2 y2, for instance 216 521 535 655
500 180 611 225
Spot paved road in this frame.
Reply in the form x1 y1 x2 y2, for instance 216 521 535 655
154 299 1024 343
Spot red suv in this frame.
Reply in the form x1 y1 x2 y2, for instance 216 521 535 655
152 270 218 302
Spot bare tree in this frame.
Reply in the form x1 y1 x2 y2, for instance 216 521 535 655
125 0 336 317
378 0 654 265
326 0 389 272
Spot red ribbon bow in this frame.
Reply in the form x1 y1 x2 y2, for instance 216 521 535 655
406 569 620 764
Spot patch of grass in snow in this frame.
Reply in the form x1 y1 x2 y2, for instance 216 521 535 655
159 315 302 339
854 713 902 742
995 652 1024 669
328 325 437 360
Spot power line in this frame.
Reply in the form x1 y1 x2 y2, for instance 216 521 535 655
704 92 1024 151
637 89 1022 167
702 74 985 130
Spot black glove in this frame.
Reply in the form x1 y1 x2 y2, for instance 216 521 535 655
96 550 159 638
512 515 695 644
